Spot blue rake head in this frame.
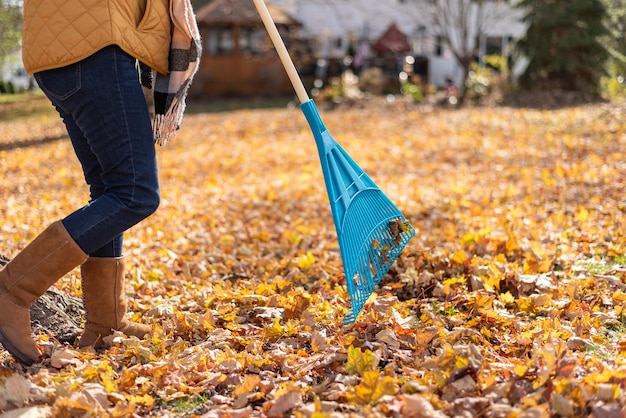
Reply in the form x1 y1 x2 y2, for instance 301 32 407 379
300 100 416 324
338 192 415 324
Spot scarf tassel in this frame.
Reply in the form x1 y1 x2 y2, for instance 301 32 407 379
143 0 201 145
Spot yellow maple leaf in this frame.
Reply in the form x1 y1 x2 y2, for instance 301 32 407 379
347 370 397 405
473 292 494 309
233 374 262 408
266 188 279 201
265 317 284 341
482 274 501 292
514 364 528 377
450 250 468 265
461 232 478 246
234 374 261 398
442 277 466 287
82 364 99 382
111 402 136 418
127 393 155 407
533 344 558 388
297 251 315 269
345 345 379 376
96 360 118 393
53 397 91 414
100 372 118 393
455 356 469 369
576 207 589 222
499 291 515 306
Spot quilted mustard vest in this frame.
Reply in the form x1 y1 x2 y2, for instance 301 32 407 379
22 0 172 75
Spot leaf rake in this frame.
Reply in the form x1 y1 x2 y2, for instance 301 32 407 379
253 0 416 324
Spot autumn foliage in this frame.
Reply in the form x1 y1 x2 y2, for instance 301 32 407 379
1 97 626 417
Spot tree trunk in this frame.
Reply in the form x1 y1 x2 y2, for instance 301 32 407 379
456 58 473 106
0 254 85 345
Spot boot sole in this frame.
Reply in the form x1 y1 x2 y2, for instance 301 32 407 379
0 327 37 366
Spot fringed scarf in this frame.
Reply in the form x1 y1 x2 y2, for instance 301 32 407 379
140 0 201 146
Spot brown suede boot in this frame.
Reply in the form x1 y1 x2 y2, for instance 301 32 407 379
0 221 88 365
77 257 152 349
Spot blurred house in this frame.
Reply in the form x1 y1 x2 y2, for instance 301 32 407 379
271 0 527 89
194 0 302 98
192 0 526 97
0 50 33 91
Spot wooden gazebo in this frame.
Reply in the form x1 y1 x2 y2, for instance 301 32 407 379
194 0 302 98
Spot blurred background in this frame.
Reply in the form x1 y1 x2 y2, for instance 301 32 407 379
1 0 625 106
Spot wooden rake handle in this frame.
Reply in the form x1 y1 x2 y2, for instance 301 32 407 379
252 0 310 104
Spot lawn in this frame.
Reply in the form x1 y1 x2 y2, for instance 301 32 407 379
0 96 625 417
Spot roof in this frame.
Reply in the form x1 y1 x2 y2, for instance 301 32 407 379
196 0 300 26
372 23 411 54
270 0 427 41
270 0 526 41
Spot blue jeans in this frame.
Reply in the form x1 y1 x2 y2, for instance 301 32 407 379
34 46 160 258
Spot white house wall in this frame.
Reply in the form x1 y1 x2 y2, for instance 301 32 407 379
429 55 461 88
271 0 527 88
1 50 31 90
272 0 427 57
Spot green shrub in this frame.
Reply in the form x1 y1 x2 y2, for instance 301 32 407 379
465 55 510 104
400 81 424 102
5 81 15 94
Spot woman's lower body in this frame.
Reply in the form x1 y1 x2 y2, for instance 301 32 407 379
0 46 158 365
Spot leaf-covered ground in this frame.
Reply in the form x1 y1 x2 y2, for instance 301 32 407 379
0 97 625 417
